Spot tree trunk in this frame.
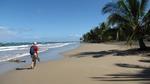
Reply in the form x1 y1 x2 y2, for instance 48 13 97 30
116 31 119 41
138 38 147 50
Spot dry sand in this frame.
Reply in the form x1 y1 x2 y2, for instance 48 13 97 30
0 43 150 84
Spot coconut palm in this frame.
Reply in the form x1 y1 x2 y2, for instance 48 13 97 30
99 22 108 41
144 10 150 35
102 0 150 50
82 27 99 43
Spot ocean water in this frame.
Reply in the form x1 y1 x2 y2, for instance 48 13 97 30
0 42 80 74
0 42 72 62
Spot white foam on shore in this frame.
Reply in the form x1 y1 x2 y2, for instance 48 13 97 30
0 53 30 62
0 45 29 52
0 43 72 62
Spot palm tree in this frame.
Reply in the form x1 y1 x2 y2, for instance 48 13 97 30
144 10 150 35
99 22 108 41
82 27 100 43
102 0 150 50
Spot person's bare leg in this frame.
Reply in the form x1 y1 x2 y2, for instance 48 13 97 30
31 57 35 69
31 60 34 69
33 59 36 68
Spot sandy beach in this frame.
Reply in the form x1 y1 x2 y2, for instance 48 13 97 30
0 43 150 84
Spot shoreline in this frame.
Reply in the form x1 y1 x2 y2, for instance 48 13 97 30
0 42 80 75
0 42 150 84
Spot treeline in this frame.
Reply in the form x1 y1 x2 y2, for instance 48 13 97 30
81 0 150 50
81 22 128 43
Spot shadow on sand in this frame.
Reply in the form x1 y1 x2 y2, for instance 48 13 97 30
139 59 150 63
72 47 150 58
90 63 150 83
16 67 32 70
115 63 150 69
90 69 150 81
85 47 150 83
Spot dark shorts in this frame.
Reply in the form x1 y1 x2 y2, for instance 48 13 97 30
31 55 37 61
31 55 40 62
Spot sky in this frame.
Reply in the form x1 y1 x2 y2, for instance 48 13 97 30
0 0 149 42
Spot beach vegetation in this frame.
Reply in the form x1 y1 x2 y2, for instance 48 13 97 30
102 0 150 50
82 0 150 50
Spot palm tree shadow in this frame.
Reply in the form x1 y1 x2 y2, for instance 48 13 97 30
16 67 32 70
115 63 150 69
139 59 150 63
90 63 150 83
73 47 150 58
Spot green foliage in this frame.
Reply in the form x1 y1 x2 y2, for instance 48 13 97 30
102 0 150 49
81 0 150 50
81 22 127 43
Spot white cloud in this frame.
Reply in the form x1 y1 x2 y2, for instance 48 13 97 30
0 26 42 42
69 33 81 38
67 33 81 41
0 26 17 37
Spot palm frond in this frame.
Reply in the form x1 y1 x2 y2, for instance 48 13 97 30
126 31 137 46
118 0 132 16
143 9 150 24
140 0 149 16
108 13 129 25
127 0 139 18
102 2 118 14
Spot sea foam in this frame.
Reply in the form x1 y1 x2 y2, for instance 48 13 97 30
0 43 71 62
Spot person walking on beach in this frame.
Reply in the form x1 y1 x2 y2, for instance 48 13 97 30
30 42 40 69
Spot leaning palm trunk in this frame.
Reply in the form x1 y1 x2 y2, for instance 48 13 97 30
137 26 147 50
138 37 147 50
